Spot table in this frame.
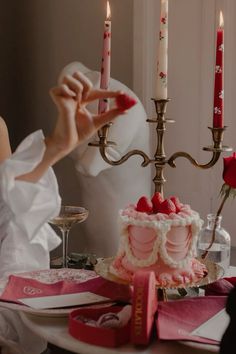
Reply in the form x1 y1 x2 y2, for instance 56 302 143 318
19 312 218 354
15 266 236 354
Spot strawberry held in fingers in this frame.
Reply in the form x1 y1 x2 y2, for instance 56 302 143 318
116 93 137 111
136 196 153 213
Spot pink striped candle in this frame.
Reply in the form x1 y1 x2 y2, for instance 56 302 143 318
98 1 111 114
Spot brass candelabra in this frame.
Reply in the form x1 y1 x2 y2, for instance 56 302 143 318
90 99 232 194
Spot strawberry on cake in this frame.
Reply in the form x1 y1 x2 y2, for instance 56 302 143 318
110 193 207 288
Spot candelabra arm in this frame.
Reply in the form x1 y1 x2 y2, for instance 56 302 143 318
168 126 232 170
99 145 151 167
167 150 221 169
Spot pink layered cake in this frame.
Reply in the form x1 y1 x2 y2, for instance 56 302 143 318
110 193 207 287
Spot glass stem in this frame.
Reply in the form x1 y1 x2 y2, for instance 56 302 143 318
61 228 70 268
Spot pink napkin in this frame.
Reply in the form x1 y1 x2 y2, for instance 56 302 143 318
0 274 132 305
205 277 236 296
156 296 227 344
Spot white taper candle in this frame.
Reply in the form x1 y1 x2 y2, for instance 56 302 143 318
156 0 168 99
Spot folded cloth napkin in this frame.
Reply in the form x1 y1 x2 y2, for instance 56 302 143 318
0 273 132 305
156 296 227 345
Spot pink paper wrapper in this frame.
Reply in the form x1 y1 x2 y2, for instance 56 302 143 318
1 272 131 305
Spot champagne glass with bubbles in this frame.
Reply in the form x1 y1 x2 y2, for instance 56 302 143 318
49 206 89 268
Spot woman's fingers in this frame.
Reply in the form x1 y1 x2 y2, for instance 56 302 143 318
59 73 121 108
61 72 93 104
62 75 84 103
85 89 122 103
73 71 93 100
93 108 126 130
50 85 77 105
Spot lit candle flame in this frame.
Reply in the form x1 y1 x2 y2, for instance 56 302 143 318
219 11 224 28
106 1 111 20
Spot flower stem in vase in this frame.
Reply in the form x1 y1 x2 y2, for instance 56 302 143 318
201 185 231 260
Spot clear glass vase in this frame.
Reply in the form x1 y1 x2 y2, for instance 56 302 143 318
197 213 231 272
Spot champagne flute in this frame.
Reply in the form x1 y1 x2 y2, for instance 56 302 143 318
49 205 89 268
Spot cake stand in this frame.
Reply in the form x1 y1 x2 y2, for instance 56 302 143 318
95 257 224 300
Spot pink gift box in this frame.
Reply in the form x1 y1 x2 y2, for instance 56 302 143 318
131 270 158 346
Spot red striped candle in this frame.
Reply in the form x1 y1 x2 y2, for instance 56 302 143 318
98 1 111 114
213 12 224 128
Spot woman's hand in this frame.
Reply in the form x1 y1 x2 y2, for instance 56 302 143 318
48 71 125 159
16 71 135 183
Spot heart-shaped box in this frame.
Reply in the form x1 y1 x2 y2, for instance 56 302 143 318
69 305 130 347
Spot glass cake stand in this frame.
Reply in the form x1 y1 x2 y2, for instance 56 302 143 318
95 257 224 299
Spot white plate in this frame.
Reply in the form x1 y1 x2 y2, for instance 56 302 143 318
0 297 115 318
19 292 110 310
179 341 219 353
0 300 72 317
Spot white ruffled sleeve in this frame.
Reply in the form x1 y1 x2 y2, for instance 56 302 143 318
0 130 61 246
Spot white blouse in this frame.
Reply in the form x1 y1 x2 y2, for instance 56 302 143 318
0 130 61 354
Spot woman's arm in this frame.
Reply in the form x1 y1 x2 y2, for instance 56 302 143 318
0 117 11 162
